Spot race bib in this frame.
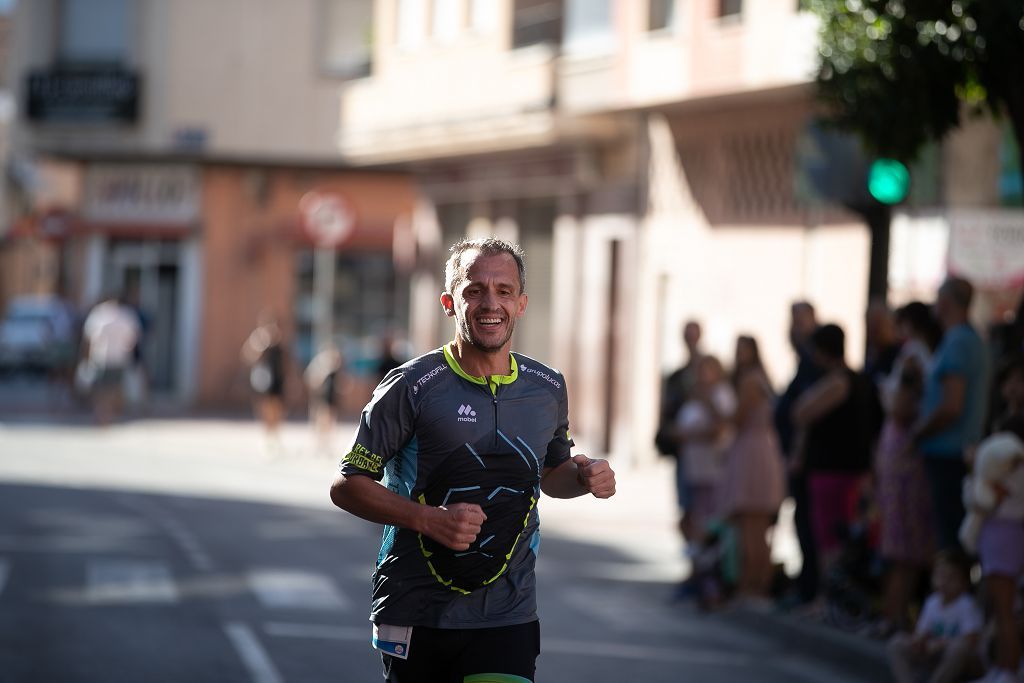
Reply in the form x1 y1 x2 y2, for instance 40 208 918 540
372 624 413 660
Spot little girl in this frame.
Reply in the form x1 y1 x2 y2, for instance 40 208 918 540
676 355 736 549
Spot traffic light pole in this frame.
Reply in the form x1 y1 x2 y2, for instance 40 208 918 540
864 203 891 305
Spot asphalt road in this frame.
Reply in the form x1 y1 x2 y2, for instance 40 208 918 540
0 414 882 683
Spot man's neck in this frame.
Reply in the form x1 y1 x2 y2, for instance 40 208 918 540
450 338 512 377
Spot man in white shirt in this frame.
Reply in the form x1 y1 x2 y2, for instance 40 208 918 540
81 295 141 424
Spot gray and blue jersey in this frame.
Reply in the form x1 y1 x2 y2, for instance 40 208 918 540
340 344 574 628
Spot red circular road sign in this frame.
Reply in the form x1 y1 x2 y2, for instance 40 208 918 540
299 191 356 248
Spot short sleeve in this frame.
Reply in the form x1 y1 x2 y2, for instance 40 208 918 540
933 331 971 379
958 597 984 636
338 369 416 481
914 595 939 636
545 380 574 469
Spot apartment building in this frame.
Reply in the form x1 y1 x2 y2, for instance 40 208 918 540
6 0 415 409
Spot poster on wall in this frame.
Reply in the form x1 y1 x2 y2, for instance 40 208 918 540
947 209 1024 289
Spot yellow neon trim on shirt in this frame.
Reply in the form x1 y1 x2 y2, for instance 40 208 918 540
443 343 518 396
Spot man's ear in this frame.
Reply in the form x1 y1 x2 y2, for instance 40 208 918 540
440 293 455 317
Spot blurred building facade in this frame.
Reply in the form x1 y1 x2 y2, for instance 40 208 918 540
337 0 864 464
337 0 1021 465
5 0 414 409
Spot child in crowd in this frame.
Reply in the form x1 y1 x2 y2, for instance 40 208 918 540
675 355 736 551
969 367 1024 683
887 549 985 683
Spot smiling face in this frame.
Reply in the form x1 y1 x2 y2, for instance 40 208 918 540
441 249 527 354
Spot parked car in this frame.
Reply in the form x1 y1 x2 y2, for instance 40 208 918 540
0 296 76 374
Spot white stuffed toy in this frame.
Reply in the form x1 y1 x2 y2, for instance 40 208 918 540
959 431 1024 553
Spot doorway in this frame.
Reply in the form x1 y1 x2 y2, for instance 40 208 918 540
104 239 181 394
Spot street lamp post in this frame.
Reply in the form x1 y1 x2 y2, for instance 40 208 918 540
300 192 356 357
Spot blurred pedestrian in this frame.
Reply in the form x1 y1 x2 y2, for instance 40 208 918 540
886 549 984 683
330 237 615 682
864 300 901 385
967 406 1024 683
911 277 989 550
774 301 822 604
674 354 735 551
80 293 141 425
722 335 785 602
874 302 942 636
305 344 344 456
375 333 403 385
242 313 288 456
656 320 704 554
792 323 881 597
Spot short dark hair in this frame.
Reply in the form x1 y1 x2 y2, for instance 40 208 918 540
444 238 526 295
811 323 845 360
939 276 974 311
895 301 943 351
935 547 972 584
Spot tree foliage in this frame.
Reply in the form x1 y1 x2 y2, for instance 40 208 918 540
807 0 1024 166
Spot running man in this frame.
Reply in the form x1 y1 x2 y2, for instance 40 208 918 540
330 238 616 683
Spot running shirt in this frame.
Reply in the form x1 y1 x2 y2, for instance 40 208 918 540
339 344 573 628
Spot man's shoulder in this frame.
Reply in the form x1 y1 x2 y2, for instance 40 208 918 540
512 353 566 391
398 348 452 395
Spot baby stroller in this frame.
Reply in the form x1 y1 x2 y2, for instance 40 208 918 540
823 480 883 630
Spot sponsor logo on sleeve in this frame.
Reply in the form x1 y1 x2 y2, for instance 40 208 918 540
413 365 447 394
342 443 383 474
519 364 562 389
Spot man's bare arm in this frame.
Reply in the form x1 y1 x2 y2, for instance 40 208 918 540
913 375 966 443
330 474 485 551
540 455 616 500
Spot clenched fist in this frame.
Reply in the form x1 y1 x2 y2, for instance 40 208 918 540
573 454 616 498
422 502 487 551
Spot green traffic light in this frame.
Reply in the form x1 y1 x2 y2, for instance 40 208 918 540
868 158 910 205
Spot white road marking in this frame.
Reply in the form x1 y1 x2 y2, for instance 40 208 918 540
116 496 216 572
224 621 283 683
160 517 215 571
86 559 179 604
0 559 9 598
264 621 368 641
248 569 350 611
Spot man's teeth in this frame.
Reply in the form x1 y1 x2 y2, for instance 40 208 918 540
479 318 501 324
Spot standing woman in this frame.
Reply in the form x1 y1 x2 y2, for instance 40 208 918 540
792 324 881 599
873 302 941 635
722 335 786 601
242 313 288 455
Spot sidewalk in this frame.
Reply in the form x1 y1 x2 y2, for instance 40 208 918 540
0 414 889 678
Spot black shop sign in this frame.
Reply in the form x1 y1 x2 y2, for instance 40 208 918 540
25 68 140 124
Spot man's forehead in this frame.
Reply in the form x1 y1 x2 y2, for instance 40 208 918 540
462 250 519 280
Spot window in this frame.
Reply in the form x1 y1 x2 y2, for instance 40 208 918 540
512 0 562 49
564 0 612 53
58 0 132 63
719 0 742 18
432 0 461 42
320 0 373 78
395 0 427 49
470 0 500 32
648 0 675 32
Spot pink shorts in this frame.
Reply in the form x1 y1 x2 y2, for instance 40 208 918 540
809 472 862 554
